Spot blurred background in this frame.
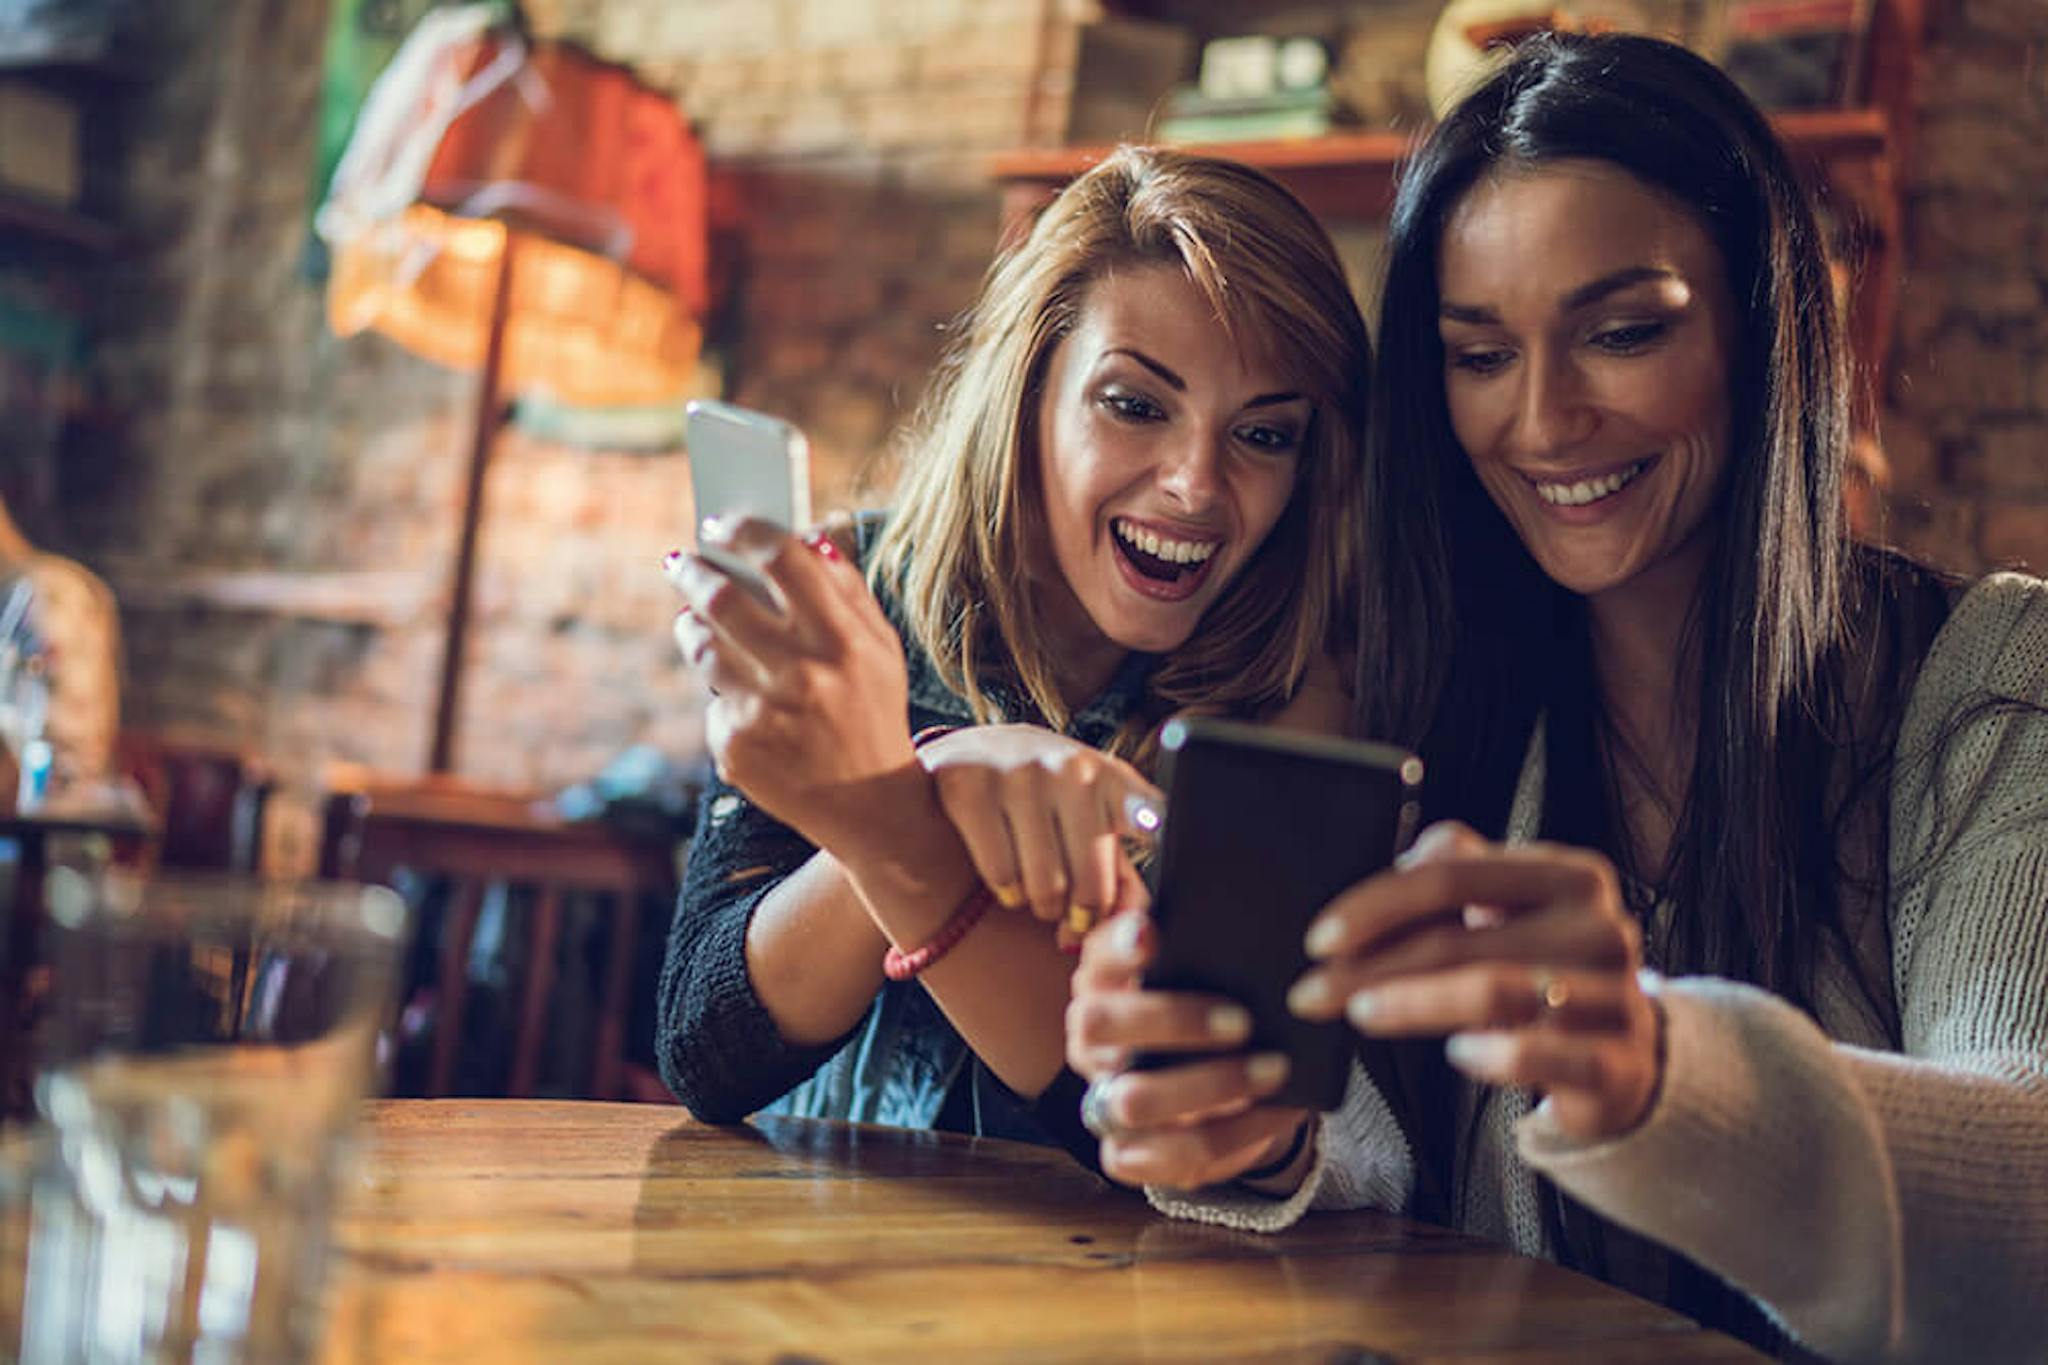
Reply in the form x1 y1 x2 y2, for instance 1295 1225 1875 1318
1 0 2041 907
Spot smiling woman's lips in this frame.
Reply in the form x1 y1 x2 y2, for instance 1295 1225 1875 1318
1111 533 1215 602
1521 454 1660 523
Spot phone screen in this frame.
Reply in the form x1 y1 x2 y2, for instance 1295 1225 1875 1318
685 399 812 530
1138 717 1422 1111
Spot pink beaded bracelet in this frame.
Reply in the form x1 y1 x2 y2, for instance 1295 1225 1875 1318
883 883 995 982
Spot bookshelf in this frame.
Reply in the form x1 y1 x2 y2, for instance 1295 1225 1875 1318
994 1 1925 426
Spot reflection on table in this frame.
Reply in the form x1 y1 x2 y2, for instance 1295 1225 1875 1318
320 1100 1762 1362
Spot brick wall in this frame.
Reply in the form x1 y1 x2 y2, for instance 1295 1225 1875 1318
49 0 2048 873
67 0 1078 872
1882 0 2048 571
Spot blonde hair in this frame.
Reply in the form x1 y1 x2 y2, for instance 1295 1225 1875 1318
870 146 1371 764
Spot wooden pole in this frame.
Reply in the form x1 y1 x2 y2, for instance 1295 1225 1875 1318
427 227 517 775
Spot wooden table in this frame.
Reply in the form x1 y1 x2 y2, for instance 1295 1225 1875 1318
320 1101 1761 1362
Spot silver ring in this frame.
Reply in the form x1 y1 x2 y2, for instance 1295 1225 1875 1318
1079 1076 1122 1140
1531 967 1571 1016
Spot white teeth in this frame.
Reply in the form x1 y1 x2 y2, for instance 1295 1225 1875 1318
1115 518 1219 565
1535 460 1647 507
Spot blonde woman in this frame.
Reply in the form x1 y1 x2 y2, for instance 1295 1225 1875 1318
660 147 1370 1149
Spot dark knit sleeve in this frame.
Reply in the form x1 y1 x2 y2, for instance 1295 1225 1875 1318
654 772 857 1122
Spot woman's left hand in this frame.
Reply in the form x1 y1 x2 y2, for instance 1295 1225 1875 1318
1288 822 1663 1143
670 516 915 854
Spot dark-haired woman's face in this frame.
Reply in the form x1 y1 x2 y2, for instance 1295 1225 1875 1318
1436 160 1735 606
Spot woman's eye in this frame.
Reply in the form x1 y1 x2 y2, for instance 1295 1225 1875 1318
1235 423 1301 453
1100 390 1165 423
1449 348 1512 377
1590 321 1667 353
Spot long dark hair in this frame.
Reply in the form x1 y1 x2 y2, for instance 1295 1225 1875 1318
1361 29 1910 1023
1356 31 1952 1345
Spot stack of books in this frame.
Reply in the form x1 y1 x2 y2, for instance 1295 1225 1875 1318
1156 32 1338 145
1156 86 1336 144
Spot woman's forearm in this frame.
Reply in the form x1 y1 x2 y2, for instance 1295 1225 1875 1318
811 765 1081 1105
741 850 894 1047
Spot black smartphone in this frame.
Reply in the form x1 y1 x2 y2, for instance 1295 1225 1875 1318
1137 716 1423 1112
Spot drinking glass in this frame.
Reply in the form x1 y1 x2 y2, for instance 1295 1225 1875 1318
7 869 407 1363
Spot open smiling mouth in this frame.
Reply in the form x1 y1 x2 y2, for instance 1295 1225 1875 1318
1111 516 1221 598
1533 457 1653 508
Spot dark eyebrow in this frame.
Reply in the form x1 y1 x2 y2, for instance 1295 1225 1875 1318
1106 348 1303 409
1440 266 1679 325
1243 392 1306 410
1561 265 1675 310
1107 347 1184 390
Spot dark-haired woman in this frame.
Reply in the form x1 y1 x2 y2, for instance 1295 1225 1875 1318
1066 33 2048 1361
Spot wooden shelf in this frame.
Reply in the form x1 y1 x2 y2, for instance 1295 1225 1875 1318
0 189 117 255
992 108 1889 227
107 568 434 629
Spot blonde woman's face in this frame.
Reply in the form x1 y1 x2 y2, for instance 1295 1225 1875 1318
1437 160 1735 607
1032 264 1309 674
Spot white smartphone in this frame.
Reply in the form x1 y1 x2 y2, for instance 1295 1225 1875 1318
683 399 814 603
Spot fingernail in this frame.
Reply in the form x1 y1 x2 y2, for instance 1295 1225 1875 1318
991 882 1027 910
1208 1004 1251 1041
1124 794 1162 834
1058 936 1082 958
1246 1052 1289 1089
1111 912 1144 957
1459 904 1498 930
1287 975 1333 1017
1446 1032 1511 1075
1397 821 1459 870
1065 904 1096 937
1304 916 1345 959
1346 989 1383 1031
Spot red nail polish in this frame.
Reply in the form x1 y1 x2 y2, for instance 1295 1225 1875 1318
806 533 843 563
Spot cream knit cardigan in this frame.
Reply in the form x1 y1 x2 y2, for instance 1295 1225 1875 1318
1151 572 2048 1363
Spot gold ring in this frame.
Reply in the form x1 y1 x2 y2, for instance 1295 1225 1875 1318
1532 967 1571 1014
1065 904 1096 937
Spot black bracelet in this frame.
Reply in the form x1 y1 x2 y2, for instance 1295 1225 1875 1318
1237 1119 1311 1184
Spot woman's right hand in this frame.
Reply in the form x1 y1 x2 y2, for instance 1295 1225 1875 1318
1065 911 1310 1190
915 725 1160 942
668 516 915 854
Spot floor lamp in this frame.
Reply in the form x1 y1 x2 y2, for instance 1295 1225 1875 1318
318 8 708 774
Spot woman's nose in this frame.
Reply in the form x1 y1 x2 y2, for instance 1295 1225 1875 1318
1510 354 1598 458
1157 430 1225 508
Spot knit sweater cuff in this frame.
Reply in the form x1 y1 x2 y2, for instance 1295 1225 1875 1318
666 882 844 1122
1144 1115 1331 1233
1143 1059 1416 1233
1515 976 1900 1360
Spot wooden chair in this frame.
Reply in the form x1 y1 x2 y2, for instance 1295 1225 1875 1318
318 772 681 1100
115 731 273 873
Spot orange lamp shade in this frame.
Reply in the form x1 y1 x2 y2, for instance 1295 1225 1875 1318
326 33 708 408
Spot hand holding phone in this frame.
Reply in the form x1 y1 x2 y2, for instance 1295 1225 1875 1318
1136 716 1423 1111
